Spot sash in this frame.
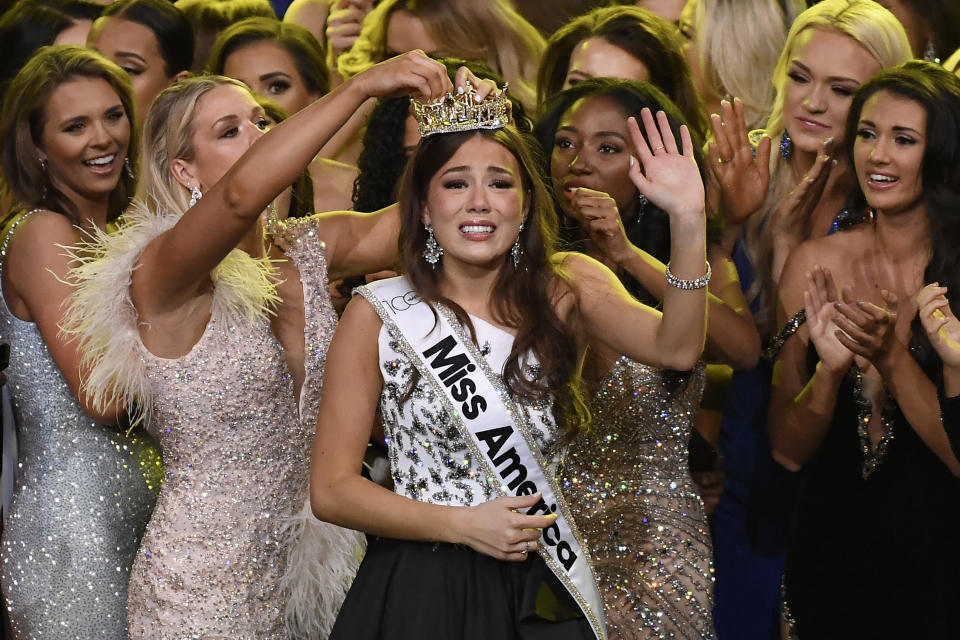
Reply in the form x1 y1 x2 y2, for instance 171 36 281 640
359 276 607 640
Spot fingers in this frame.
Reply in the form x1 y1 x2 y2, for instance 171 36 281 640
755 135 772 182
916 283 947 309
641 108 665 155
656 110 679 155
627 115 652 162
454 67 498 101
709 115 731 164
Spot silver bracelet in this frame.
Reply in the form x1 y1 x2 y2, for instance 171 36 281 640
665 260 711 290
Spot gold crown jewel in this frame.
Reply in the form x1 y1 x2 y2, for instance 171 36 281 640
412 81 510 137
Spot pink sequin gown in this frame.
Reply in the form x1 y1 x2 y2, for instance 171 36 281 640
66 213 362 639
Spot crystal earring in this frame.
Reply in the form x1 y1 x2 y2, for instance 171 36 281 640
779 130 792 161
39 157 47 172
637 193 648 215
189 186 203 207
124 157 134 180
924 39 939 63
511 223 523 269
423 223 443 268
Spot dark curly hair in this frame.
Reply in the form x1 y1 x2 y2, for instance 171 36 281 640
352 56 532 213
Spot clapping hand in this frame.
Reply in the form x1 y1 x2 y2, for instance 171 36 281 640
804 265 854 374
770 137 834 242
832 288 899 368
708 98 771 226
627 108 705 229
917 283 960 369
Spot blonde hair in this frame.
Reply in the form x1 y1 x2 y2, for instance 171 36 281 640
743 0 911 337
337 0 544 111
693 0 805 130
137 75 248 214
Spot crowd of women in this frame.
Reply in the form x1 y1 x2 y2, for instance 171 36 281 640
0 0 958 638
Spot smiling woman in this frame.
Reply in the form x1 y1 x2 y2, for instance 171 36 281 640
0 45 161 640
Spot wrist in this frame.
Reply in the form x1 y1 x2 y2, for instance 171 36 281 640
440 505 466 545
668 210 707 235
816 359 847 383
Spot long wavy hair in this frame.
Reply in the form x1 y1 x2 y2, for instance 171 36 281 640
99 0 193 79
0 45 137 226
136 74 247 214
534 78 708 306
844 61 960 380
336 0 544 111
536 5 708 143
742 0 911 337
397 127 588 434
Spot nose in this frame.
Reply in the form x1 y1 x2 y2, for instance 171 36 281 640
803 83 827 113
568 151 590 175
246 121 266 147
468 183 490 213
88 120 112 148
869 135 891 164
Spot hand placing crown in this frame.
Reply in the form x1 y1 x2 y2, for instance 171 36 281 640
412 81 511 137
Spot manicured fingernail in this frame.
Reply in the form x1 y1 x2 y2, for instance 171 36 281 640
456 85 464 94
474 93 483 103
629 156 635 167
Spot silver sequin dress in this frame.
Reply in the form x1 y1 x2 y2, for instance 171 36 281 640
63 212 362 640
561 358 715 639
0 211 162 639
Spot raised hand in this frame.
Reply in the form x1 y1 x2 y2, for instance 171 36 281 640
832 288 899 366
566 187 632 263
627 108 705 228
453 66 503 104
804 265 853 374
454 493 557 562
708 98 771 226
352 50 451 101
917 283 960 369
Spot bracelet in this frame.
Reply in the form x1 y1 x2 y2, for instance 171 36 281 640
665 260 711 290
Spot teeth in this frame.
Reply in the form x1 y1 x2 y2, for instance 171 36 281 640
869 174 897 183
85 154 115 166
460 225 495 234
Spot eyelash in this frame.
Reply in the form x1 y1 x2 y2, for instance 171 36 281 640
268 81 290 95
555 138 574 149
789 71 856 97
441 179 514 189
856 129 917 146
122 67 143 76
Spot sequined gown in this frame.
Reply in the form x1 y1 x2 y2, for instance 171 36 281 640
561 358 715 639
0 212 162 639
64 212 362 639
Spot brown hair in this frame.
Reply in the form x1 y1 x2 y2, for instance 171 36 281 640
397 127 588 433
0 44 137 225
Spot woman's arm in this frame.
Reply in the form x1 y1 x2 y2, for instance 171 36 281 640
310 296 557 560
313 203 401 282
569 188 759 370
834 289 960 475
5 213 123 423
767 249 853 471
134 52 451 316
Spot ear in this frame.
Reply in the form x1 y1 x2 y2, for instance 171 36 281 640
170 157 198 191
521 189 532 224
173 70 191 82
421 204 431 227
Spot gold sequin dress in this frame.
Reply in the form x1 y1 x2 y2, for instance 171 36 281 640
64 211 363 640
561 358 715 639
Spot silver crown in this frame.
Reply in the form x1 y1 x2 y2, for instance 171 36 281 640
411 81 510 137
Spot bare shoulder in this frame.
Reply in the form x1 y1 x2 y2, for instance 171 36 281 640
783 224 872 280
340 293 383 332
5 210 78 265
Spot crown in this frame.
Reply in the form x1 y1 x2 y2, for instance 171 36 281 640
412 81 510 138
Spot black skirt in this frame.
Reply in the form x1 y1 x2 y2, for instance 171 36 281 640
330 536 595 640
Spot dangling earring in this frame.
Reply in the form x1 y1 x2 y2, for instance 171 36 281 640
637 193 648 216
124 157 134 180
779 130 792 161
423 223 443 268
924 39 939 63
511 223 523 269
189 186 203 207
38 157 48 200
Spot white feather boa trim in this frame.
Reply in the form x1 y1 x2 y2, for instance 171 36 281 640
281 499 365 639
60 203 281 429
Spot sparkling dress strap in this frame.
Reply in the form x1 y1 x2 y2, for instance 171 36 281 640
764 309 806 361
0 209 44 276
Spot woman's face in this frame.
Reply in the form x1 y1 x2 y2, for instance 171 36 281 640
563 38 650 89
172 84 268 192
90 17 177 129
853 90 926 215
386 9 441 56
550 96 638 220
423 135 527 272
782 28 881 156
39 76 131 206
222 41 319 116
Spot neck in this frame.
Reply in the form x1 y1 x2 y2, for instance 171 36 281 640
789 145 817 179
436 260 502 316
874 202 930 264
73 195 110 232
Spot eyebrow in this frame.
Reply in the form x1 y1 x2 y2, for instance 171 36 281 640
859 119 922 136
258 71 291 82
791 61 861 85
56 102 124 127
556 125 627 141
440 165 516 176
114 51 146 64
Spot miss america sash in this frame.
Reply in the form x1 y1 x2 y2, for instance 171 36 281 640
359 276 607 640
